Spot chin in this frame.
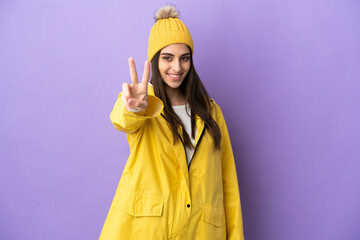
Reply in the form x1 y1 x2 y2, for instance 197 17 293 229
168 82 182 89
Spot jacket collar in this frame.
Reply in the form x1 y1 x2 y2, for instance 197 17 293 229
148 84 205 145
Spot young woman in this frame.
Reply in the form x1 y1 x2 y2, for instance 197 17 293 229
100 5 244 240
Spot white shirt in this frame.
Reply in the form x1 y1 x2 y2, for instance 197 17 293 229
172 104 197 166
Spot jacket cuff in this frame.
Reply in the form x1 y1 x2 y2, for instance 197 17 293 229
121 94 163 118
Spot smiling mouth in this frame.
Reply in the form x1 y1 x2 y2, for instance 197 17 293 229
167 73 182 80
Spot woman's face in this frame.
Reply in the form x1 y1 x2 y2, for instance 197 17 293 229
158 43 191 90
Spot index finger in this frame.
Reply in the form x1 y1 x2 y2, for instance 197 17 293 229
141 60 150 86
128 57 138 85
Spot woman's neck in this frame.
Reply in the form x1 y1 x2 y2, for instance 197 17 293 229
165 86 186 106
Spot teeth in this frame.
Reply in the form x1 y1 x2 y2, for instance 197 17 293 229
169 74 181 78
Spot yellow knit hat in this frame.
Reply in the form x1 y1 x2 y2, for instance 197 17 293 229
147 5 194 62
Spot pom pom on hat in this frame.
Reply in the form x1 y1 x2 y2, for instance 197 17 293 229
155 5 180 22
148 5 193 62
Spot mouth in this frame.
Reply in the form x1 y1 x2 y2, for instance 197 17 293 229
167 73 182 81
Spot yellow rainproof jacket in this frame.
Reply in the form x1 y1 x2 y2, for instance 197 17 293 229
100 86 244 240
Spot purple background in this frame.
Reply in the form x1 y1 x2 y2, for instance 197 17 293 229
1 0 359 239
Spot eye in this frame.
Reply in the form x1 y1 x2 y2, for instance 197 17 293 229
162 56 172 61
182 56 190 61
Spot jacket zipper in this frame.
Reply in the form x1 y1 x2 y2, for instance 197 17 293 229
188 124 206 170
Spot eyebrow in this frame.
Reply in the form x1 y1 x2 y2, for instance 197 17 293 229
160 52 191 57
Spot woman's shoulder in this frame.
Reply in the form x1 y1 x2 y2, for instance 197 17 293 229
209 98 222 110
209 98 225 120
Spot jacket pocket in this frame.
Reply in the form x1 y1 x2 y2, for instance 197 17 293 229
202 205 226 227
112 191 164 217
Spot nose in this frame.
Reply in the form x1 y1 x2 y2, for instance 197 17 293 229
171 59 181 72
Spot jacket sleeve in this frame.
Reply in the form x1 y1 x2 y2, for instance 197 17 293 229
109 92 163 133
215 104 245 240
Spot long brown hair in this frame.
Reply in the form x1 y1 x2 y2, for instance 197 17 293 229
150 46 221 151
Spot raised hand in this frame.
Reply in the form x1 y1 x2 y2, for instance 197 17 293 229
121 57 150 112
